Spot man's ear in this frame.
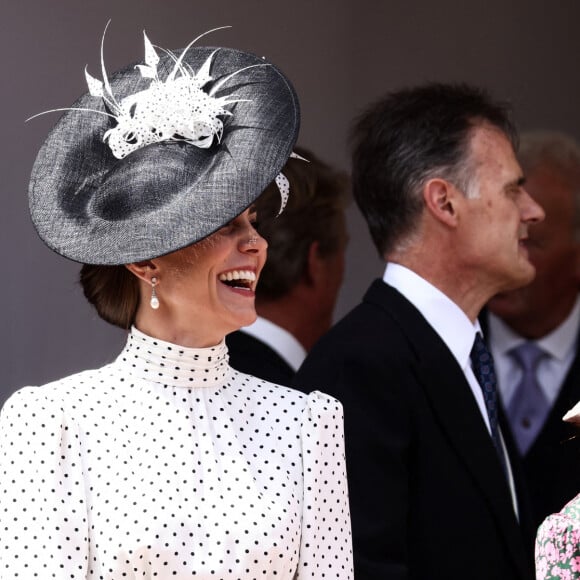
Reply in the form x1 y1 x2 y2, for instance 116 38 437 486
125 260 158 284
304 241 325 289
422 178 459 227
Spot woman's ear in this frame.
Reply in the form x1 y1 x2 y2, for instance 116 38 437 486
422 178 459 227
125 260 158 283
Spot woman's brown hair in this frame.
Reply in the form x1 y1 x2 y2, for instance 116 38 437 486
80 264 140 329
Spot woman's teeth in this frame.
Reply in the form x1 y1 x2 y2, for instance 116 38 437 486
218 270 256 288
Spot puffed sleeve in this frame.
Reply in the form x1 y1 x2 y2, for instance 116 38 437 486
0 387 89 579
535 494 580 580
296 390 353 579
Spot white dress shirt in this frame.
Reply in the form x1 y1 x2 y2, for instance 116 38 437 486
384 262 518 514
488 294 580 407
240 316 307 372
384 263 490 430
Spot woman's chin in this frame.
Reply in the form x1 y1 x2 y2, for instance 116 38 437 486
218 307 258 336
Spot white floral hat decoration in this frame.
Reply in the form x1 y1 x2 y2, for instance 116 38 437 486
28 24 300 265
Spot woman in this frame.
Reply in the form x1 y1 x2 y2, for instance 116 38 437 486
535 402 580 579
0 27 353 579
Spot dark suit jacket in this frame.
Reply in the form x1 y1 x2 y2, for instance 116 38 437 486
483 312 580 531
226 330 295 386
293 280 533 580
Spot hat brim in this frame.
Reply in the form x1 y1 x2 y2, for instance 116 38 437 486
29 46 300 265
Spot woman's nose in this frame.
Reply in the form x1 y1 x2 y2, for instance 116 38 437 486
240 228 267 253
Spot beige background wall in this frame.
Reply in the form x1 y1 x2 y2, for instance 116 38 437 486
2 0 579 405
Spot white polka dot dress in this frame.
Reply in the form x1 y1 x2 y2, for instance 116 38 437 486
0 327 353 579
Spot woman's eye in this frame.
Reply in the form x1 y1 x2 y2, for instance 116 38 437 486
217 222 235 235
218 211 258 235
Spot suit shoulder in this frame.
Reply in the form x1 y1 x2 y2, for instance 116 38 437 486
309 299 412 363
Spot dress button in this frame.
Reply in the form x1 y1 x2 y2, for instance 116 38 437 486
522 417 531 429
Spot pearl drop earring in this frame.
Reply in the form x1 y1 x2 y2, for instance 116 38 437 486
150 277 159 310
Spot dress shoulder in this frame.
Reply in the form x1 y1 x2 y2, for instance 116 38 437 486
302 389 344 424
3 363 116 409
233 370 345 424
1 382 67 425
1 382 90 577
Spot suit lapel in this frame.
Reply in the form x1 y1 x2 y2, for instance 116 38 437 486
364 280 530 578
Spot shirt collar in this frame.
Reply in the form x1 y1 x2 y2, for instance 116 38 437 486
487 294 580 362
240 316 307 371
383 263 481 371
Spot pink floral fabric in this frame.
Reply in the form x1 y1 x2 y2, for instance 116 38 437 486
536 493 580 579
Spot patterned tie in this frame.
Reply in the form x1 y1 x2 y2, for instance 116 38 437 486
506 342 550 456
470 333 508 477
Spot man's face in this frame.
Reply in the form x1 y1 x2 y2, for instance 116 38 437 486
488 161 580 337
456 125 544 295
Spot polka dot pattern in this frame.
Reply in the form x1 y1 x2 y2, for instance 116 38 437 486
0 327 353 578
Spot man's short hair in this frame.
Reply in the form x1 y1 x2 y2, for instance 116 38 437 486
254 146 349 302
518 130 580 239
350 83 517 257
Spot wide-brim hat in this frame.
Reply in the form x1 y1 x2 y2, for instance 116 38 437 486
28 32 300 265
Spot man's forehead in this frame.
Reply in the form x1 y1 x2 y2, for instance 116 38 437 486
467 124 519 167
468 122 514 149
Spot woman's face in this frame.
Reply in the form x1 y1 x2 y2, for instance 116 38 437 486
143 208 267 347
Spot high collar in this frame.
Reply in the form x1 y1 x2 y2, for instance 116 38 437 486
116 326 231 388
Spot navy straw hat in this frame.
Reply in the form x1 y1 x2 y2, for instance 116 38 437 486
28 28 300 265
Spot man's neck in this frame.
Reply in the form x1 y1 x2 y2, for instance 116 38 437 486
388 254 492 324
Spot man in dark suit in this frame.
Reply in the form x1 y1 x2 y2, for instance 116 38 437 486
486 131 580 531
294 84 544 579
227 147 349 385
